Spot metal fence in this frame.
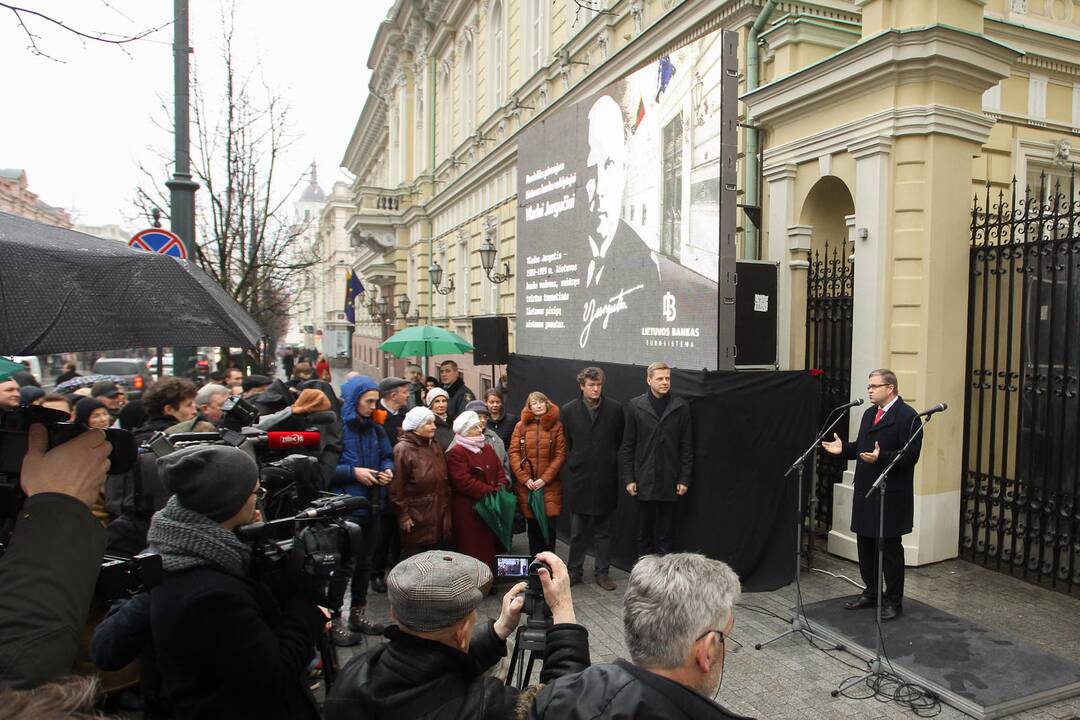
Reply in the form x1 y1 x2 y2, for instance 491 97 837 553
805 240 854 531
962 172 1080 594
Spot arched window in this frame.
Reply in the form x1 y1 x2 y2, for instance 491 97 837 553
461 38 474 142
489 1 504 110
440 62 452 159
524 0 547 76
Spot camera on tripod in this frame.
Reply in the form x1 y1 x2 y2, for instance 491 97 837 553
496 555 553 687
236 494 368 605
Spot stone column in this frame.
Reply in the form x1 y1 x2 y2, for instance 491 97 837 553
764 163 799 368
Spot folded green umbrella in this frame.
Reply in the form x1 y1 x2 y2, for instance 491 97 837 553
474 487 517 552
528 489 549 543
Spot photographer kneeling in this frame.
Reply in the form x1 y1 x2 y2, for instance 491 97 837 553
325 550 589 720
147 445 326 720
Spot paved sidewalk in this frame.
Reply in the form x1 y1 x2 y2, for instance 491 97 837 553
337 538 1080 719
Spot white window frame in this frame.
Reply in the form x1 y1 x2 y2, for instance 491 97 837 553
524 0 547 77
461 38 475 144
489 0 506 111
1028 73 1047 120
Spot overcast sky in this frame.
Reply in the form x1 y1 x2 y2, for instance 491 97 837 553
1 0 393 230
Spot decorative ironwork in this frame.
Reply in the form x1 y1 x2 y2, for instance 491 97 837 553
962 170 1080 595
805 240 854 531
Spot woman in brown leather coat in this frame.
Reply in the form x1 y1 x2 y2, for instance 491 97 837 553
509 392 567 555
390 407 452 556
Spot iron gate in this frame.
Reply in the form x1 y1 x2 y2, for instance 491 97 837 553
962 173 1080 594
805 240 854 530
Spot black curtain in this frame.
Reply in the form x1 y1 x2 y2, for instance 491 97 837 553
507 354 819 592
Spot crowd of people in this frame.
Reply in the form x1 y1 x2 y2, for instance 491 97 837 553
0 354 752 719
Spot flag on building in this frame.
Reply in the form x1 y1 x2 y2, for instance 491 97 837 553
655 55 676 102
344 269 365 324
633 96 646 133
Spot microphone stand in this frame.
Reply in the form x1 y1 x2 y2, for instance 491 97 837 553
756 404 852 651
832 416 930 696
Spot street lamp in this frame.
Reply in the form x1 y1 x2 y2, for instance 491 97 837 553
377 294 389 318
431 261 455 295
397 294 410 318
479 237 512 284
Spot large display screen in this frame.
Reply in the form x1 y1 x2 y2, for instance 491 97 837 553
516 27 737 370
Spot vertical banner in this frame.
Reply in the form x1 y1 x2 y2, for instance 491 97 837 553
516 28 738 370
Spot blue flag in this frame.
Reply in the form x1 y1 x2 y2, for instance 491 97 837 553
344 269 365 324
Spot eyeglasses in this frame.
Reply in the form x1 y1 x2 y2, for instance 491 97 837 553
867 383 892 390
252 486 266 501
695 628 727 647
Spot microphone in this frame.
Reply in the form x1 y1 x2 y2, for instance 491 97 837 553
833 398 864 411
247 431 321 450
294 495 369 518
917 402 948 418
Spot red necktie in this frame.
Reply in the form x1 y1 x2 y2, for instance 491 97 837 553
874 408 885 425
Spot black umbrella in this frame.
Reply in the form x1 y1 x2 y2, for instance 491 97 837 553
0 211 263 355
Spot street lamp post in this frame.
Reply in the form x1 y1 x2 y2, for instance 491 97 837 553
478 237 512 284
431 261 455 295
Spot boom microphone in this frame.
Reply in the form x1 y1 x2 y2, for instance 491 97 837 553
248 431 321 450
294 495 369 519
833 398 865 412
917 403 948 418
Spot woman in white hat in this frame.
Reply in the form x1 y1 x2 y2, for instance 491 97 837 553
424 387 454 450
446 410 507 570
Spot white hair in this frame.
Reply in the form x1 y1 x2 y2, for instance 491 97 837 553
195 383 229 407
623 553 741 669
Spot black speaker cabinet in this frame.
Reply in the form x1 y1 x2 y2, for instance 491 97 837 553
735 260 778 368
473 316 509 365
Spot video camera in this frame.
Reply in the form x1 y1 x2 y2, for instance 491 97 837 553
236 494 367 605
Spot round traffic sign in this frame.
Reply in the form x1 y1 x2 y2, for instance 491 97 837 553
129 228 188 259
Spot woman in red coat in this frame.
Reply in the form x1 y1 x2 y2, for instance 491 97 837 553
445 410 507 570
315 354 331 382
509 392 567 556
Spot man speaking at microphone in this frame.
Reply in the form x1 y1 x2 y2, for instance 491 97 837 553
821 368 922 621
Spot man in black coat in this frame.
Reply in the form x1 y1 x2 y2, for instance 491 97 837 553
0 424 111 688
325 550 590 720
531 553 752 720
561 366 623 590
822 368 922 621
147 445 326 719
439 360 475 422
619 361 693 557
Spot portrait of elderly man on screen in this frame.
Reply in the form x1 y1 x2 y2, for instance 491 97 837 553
574 94 717 353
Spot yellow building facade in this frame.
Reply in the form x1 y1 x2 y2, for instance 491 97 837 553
339 0 1080 570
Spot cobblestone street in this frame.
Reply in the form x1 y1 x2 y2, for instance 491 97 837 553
340 538 1080 719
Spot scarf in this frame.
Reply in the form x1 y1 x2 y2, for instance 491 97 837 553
455 432 486 454
147 496 251 575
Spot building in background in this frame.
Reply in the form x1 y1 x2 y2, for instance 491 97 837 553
334 0 1080 590
74 223 131 243
0 168 72 228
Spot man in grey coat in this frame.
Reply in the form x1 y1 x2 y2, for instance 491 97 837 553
619 362 693 558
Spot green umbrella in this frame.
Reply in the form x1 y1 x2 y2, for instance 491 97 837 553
474 487 517 552
0 357 25 381
528 490 550 543
379 325 474 358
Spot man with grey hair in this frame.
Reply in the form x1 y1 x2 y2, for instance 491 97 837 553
194 383 230 424
531 552 751 719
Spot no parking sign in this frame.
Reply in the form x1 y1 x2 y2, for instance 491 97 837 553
129 228 188 259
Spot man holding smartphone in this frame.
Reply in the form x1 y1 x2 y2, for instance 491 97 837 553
325 550 590 719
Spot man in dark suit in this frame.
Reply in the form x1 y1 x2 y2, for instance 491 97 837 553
822 368 922 621
561 366 624 590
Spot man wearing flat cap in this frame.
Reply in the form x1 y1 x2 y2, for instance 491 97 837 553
325 550 590 720
146 444 326 720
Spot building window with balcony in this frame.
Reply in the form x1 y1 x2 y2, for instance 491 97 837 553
524 0 547 77
489 0 505 110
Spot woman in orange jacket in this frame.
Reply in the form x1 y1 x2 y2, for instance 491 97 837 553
508 391 567 555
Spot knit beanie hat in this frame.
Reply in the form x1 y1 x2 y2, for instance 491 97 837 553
425 387 449 407
74 397 107 426
453 410 481 436
403 406 435 432
157 445 258 522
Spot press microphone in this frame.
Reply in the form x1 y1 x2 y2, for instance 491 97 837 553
917 403 948 418
247 431 321 450
835 398 865 411
294 495 369 519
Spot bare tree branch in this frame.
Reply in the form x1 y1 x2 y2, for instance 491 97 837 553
2 2 170 62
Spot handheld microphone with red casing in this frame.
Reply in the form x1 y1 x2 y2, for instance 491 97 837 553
247 431 321 450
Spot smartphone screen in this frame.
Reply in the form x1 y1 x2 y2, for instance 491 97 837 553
495 554 531 579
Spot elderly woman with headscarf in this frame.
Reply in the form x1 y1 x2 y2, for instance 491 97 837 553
424 386 455 451
389 407 452 557
446 410 507 570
